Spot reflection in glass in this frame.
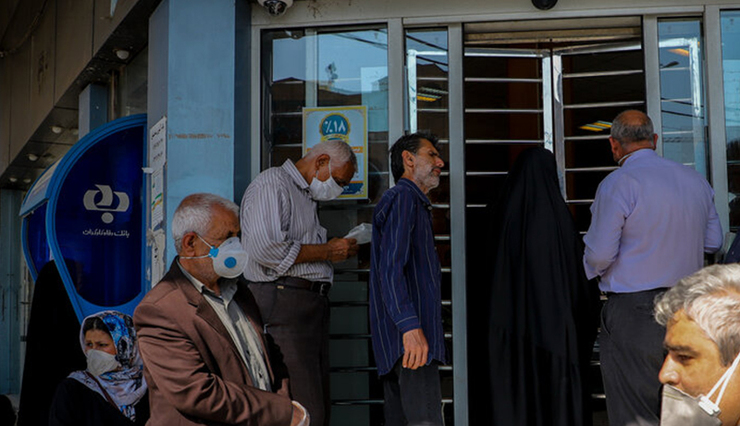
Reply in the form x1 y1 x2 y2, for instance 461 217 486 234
658 19 707 177
405 29 451 223
263 26 389 426
406 29 453 425
263 28 389 176
722 11 740 231
118 47 148 118
559 45 644 234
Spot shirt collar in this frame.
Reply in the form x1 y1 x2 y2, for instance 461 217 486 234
620 147 656 166
281 159 310 191
397 178 433 210
177 260 237 300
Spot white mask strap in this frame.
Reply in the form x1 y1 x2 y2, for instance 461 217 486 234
706 349 740 406
181 234 215 259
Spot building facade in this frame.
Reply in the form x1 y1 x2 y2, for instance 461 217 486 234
3 0 740 424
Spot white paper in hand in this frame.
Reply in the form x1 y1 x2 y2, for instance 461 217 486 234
344 223 372 244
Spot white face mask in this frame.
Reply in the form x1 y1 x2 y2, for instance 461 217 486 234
182 235 247 279
660 351 740 426
309 161 345 201
86 349 121 376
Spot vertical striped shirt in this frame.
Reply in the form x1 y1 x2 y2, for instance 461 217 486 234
369 178 447 376
240 160 333 282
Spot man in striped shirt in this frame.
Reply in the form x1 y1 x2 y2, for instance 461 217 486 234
240 140 359 426
369 133 447 426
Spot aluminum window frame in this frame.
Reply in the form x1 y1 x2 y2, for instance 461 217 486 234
249 7 740 423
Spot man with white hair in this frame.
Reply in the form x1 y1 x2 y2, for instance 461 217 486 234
134 193 307 425
655 264 740 426
240 140 359 426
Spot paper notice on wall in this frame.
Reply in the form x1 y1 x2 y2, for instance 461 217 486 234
149 116 167 170
151 169 164 228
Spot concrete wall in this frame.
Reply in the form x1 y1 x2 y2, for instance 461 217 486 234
0 0 140 177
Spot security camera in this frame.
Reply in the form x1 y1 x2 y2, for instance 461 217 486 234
257 0 293 16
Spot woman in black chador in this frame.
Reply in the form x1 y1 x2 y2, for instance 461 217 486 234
486 147 599 426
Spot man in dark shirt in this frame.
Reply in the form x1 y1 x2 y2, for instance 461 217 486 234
369 132 447 426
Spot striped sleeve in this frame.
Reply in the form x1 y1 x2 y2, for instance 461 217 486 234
242 178 302 276
377 190 421 333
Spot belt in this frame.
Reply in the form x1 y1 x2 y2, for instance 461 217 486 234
605 287 668 297
272 276 332 296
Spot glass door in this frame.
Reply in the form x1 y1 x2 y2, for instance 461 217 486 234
461 27 646 423
554 42 646 232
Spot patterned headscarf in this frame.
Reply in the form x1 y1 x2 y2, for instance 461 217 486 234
69 310 147 421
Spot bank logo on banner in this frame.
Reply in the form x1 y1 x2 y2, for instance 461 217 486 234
83 184 130 224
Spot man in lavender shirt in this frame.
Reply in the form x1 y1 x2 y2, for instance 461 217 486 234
583 110 723 426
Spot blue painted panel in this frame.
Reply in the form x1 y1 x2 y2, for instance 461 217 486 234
52 126 144 306
43 114 147 321
22 204 50 280
19 161 60 217
149 0 237 264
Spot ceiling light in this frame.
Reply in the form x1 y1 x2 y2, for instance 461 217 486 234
51 126 63 134
8 177 17 183
115 49 130 61
71 128 79 136
27 153 39 161
22 178 32 184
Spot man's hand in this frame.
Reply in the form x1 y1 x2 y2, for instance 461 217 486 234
291 401 310 426
402 328 428 370
326 238 359 262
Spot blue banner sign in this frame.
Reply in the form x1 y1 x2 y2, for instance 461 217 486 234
20 115 147 321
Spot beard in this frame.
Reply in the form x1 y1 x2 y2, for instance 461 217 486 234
414 162 440 191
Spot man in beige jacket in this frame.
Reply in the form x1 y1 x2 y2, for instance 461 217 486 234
135 193 308 425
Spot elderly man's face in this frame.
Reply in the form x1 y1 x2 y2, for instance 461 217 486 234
660 310 740 426
314 155 355 189
189 204 240 286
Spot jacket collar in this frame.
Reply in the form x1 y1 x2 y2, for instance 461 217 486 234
164 259 275 383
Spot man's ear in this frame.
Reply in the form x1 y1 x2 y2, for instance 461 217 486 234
315 154 330 169
609 137 621 158
181 232 198 255
402 150 415 171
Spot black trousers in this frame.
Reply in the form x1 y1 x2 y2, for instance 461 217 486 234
599 289 666 426
249 282 331 426
382 359 444 426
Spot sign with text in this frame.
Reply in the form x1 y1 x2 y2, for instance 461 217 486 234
20 115 147 321
303 106 368 200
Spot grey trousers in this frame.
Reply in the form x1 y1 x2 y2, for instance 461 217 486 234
382 359 444 426
599 289 667 426
249 282 331 426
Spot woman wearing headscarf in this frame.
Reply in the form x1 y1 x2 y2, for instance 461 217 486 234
49 310 149 426
486 147 600 426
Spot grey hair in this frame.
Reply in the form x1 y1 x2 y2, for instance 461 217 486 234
654 264 740 366
611 110 654 146
171 193 239 253
304 140 358 171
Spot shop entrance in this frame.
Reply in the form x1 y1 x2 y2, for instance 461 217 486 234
462 18 645 231
461 18 646 423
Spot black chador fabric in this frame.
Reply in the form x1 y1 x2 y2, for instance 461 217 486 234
17 261 85 426
486 147 599 426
